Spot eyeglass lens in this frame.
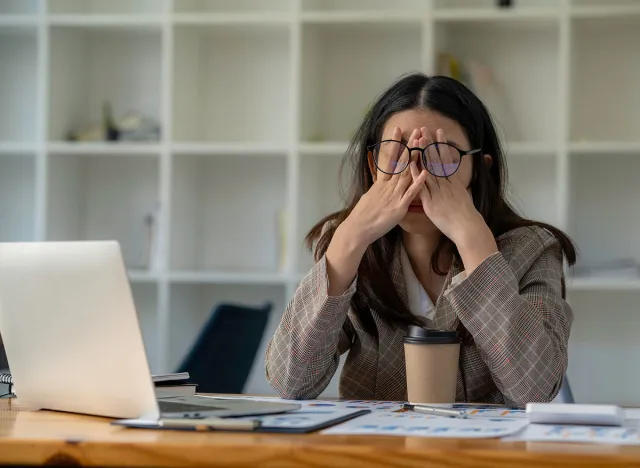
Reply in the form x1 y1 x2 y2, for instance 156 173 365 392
373 141 462 177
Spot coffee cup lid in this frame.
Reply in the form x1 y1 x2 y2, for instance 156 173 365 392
403 326 460 345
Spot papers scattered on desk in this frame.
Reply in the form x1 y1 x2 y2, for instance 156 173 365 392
210 396 640 444
210 395 406 412
321 411 529 438
461 406 527 419
504 424 640 445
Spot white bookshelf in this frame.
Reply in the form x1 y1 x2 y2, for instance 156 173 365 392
1 0 639 402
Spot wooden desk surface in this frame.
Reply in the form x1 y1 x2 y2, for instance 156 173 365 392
1 399 640 468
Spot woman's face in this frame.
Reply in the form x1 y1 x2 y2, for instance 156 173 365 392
371 108 475 236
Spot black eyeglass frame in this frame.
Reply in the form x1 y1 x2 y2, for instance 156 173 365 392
367 140 482 177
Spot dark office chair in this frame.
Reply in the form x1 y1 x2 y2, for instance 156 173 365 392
176 302 273 394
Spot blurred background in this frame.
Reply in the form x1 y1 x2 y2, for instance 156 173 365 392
0 0 639 404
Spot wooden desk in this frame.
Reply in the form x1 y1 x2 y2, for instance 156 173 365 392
1 399 640 468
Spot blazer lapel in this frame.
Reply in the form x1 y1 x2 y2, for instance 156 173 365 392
390 237 408 306
367 238 409 399
388 237 409 343
432 256 462 331
389 237 463 332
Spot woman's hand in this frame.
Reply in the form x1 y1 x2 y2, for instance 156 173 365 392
344 126 428 247
325 126 427 296
410 127 498 274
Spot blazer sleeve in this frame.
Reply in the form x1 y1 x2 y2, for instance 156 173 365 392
265 253 357 400
445 228 573 407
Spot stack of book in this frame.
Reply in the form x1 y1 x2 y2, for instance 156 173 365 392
152 372 197 398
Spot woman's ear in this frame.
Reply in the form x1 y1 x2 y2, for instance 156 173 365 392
483 154 493 168
367 150 378 181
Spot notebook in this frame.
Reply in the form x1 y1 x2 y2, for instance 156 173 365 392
113 408 370 434
152 373 191 385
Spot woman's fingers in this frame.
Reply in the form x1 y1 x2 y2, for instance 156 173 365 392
423 127 438 177
403 163 428 205
377 126 404 181
391 128 418 189
435 128 455 180
418 128 428 171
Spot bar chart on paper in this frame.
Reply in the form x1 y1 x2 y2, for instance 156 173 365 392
321 412 529 438
505 425 640 445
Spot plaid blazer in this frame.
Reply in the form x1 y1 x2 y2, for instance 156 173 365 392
265 226 573 407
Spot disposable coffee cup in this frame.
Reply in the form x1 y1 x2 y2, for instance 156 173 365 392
403 326 460 404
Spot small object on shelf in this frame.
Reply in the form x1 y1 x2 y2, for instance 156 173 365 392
117 111 161 142
102 101 120 142
139 203 163 272
66 103 160 143
497 0 513 7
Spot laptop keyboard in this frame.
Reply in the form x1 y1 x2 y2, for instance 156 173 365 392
158 400 225 414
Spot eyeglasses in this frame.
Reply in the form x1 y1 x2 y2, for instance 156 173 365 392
367 140 481 177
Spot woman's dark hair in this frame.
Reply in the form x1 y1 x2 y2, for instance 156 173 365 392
306 73 577 335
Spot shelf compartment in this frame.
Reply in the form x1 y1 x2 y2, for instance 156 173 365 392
0 29 38 143
48 141 161 156
565 290 640 406
173 12 290 25
504 142 557 158
48 26 162 142
172 24 290 144
46 152 160 270
570 16 640 142
567 277 640 291
568 151 640 271
169 270 290 285
0 153 36 242
170 153 288 273
0 142 37 154
571 0 640 18
434 20 560 145
434 0 560 19
172 142 288 156
570 141 640 155
505 155 559 227
168 283 285 394
297 152 348 275
301 23 422 143
173 0 291 13
301 11 422 23
299 141 348 156
47 0 163 15
0 0 40 15
302 0 424 12
434 0 559 9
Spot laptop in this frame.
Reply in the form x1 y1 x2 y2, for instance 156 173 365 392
0 240 299 420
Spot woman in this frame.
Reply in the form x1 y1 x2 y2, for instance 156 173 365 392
265 73 576 407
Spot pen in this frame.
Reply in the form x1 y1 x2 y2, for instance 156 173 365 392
159 417 260 431
403 404 469 419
